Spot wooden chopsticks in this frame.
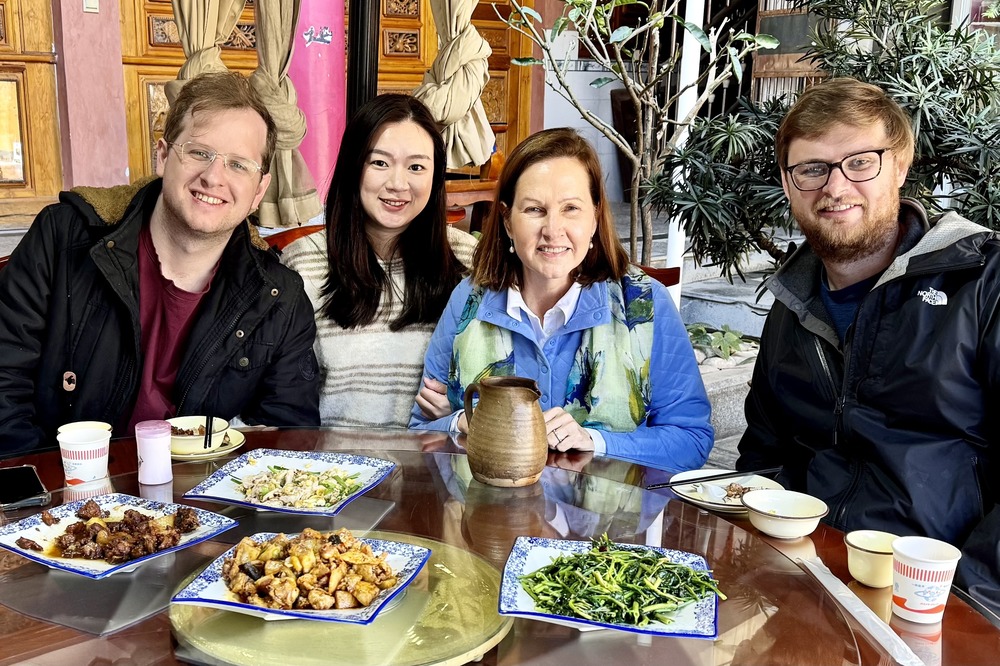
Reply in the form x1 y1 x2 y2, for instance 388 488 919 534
645 467 782 490
203 414 213 449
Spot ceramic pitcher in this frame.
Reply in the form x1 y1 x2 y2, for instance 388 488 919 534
463 376 547 487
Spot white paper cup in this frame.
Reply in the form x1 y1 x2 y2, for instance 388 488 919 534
57 428 111 485
891 536 961 624
136 420 173 485
57 421 112 434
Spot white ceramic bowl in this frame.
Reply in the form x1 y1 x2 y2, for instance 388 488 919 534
167 416 230 455
741 489 829 539
845 530 898 588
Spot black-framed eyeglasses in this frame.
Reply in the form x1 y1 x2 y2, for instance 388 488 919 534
785 148 891 192
168 141 263 179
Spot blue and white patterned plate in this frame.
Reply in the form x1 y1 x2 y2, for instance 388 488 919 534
499 536 719 638
182 449 395 516
171 532 430 623
0 493 236 580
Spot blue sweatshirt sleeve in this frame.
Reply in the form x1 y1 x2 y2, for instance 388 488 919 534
408 279 473 431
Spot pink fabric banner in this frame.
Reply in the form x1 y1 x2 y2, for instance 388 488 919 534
288 0 346 204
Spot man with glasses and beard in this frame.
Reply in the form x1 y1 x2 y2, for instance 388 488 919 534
0 72 319 455
737 77 1000 618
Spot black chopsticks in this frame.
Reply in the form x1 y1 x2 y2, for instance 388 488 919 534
203 414 213 449
645 466 782 490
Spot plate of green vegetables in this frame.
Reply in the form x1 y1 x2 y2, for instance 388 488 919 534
499 535 723 638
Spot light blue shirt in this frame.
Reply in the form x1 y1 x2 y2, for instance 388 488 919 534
504 282 608 454
410 276 714 473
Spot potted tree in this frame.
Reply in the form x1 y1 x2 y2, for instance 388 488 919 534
501 0 777 263
646 0 1000 280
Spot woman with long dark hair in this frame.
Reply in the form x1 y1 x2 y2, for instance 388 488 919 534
283 94 474 427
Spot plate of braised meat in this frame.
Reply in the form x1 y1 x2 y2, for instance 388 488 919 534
0 493 236 579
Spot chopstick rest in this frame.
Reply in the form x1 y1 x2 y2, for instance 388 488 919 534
797 557 924 666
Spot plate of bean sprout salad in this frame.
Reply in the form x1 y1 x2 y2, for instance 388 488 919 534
500 535 722 638
183 450 396 516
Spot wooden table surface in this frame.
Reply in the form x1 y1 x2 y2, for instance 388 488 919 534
0 427 997 665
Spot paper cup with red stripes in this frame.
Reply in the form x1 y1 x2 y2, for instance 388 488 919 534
56 427 111 486
891 536 962 624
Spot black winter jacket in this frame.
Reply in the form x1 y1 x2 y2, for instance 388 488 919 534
738 200 1000 547
0 179 320 456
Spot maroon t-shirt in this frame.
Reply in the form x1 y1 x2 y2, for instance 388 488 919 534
127 223 215 430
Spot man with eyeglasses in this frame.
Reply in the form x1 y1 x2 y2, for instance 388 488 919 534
0 71 320 455
737 78 1000 616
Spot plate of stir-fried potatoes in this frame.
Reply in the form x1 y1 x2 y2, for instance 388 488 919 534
171 528 430 623
183 450 396 515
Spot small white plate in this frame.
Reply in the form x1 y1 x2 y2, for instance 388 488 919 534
499 536 718 638
171 429 246 461
668 469 783 514
0 493 236 579
182 449 395 516
171 532 430 624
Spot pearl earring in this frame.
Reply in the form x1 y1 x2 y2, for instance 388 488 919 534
589 240 594 249
509 242 515 254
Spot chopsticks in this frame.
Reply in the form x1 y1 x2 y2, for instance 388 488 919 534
645 466 782 490
203 414 213 449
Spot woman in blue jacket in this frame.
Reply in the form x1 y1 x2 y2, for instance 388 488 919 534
410 128 713 472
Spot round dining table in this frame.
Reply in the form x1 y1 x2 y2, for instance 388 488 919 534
0 426 997 665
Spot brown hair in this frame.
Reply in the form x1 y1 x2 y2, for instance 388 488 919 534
472 128 629 290
162 71 277 174
775 77 914 171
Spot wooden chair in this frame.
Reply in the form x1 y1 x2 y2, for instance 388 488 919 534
445 150 504 233
639 265 681 287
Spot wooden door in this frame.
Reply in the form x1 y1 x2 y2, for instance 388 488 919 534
0 0 61 212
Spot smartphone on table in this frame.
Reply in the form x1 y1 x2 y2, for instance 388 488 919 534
0 465 51 511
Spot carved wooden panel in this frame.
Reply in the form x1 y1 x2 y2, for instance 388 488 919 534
148 16 256 50
146 80 169 171
479 26 508 54
385 0 419 17
148 16 179 47
383 29 420 57
0 4 7 47
481 74 507 124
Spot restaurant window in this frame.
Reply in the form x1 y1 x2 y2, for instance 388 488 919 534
952 0 1000 34
0 75 26 185
970 0 1000 34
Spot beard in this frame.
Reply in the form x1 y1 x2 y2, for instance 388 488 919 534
791 189 902 264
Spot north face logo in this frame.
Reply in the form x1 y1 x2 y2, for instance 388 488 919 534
917 288 948 306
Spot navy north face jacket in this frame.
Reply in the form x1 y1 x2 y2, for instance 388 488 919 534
737 199 1000 617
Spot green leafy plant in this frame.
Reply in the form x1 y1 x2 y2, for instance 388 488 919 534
498 0 777 263
686 322 752 360
646 0 1000 279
